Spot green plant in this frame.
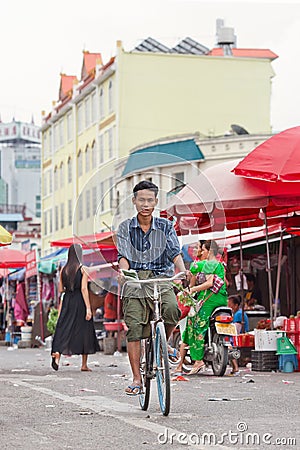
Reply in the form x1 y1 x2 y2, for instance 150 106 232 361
47 307 58 334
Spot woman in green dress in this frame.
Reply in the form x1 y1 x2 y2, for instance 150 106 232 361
174 240 228 375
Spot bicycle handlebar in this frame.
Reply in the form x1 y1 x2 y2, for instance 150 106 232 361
122 271 186 285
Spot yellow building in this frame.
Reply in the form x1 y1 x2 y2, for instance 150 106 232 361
41 37 277 254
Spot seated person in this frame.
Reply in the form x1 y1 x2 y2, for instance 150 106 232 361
228 295 249 376
244 273 262 310
104 285 118 322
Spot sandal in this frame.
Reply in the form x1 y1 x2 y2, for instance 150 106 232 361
168 346 180 363
186 363 205 376
51 356 59 371
125 385 143 396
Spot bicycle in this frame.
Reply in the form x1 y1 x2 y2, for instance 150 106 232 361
121 271 186 416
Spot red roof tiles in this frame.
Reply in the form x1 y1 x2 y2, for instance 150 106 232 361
59 74 77 101
207 48 278 60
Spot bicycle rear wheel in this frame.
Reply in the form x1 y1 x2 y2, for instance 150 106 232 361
155 322 171 416
139 338 151 410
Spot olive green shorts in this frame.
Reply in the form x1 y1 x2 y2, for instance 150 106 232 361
122 284 181 342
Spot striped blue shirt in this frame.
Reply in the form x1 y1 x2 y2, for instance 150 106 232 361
117 216 181 276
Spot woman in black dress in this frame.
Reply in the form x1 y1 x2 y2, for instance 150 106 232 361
51 244 99 371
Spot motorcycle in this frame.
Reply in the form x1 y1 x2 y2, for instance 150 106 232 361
169 306 240 376
203 306 240 376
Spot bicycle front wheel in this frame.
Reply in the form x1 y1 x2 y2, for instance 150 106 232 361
139 338 151 411
155 322 171 416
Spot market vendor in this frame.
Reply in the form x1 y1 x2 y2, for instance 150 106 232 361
244 273 262 310
228 295 249 376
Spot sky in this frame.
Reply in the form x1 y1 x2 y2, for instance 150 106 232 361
1 0 300 132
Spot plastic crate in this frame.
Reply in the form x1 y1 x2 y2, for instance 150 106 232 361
251 350 278 372
254 329 284 351
233 333 255 347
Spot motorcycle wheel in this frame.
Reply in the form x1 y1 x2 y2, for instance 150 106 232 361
211 333 228 376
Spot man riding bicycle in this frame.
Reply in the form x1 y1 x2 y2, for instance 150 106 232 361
117 180 187 396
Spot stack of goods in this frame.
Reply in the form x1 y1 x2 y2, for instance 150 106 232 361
283 313 300 372
252 329 284 372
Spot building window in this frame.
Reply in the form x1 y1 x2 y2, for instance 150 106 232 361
68 157 72 183
68 199 72 226
108 80 113 113
85 96 91 128
78 150 82 176
67 112 72 142
109 177 114 209
60 203 64 229
54 167 58 191
91 141 97 167
53 123 58 150
55 206 59 231
99 88 104 119
99 135 104 163
85 146 90 173
49 171 53 194
43 133 47 160
36 195 41 218
99 181 104 211
49 209 53 234
173 172 185 189
59 119 64 147
91 92 96 123
43 212 47 235
86 190 91 218
77 102 83 133
43 175 47 197
78 195 83 221
108 128 113 159
92 186 97 215
60 162 64 188
116 190 120 215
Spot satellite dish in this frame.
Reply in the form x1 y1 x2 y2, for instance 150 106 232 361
231 124 249 135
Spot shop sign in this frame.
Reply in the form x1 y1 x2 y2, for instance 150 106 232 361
25 250 37 278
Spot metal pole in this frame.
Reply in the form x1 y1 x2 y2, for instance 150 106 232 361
239 225 245 333
274 230 283 319
263 209 274 330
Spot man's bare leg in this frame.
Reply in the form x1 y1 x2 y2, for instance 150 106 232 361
125 340 142 393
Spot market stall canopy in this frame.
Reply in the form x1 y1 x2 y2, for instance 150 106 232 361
0 248 27 268
165 159 300 234
233 126 300 182
50 231 116 249
0 225 13 246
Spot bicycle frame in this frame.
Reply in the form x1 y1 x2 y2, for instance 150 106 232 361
121 271 185 415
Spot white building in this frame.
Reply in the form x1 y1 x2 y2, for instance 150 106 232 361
0 120 41 220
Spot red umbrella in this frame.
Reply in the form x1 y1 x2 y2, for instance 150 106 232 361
0 248 27 268
50 231 116 249
165 159 300 328
166 159 299 225
233 126 300 182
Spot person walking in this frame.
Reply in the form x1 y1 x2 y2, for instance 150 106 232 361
51 244 99 372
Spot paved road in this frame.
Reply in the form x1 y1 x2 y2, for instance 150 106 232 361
0 346 299 450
